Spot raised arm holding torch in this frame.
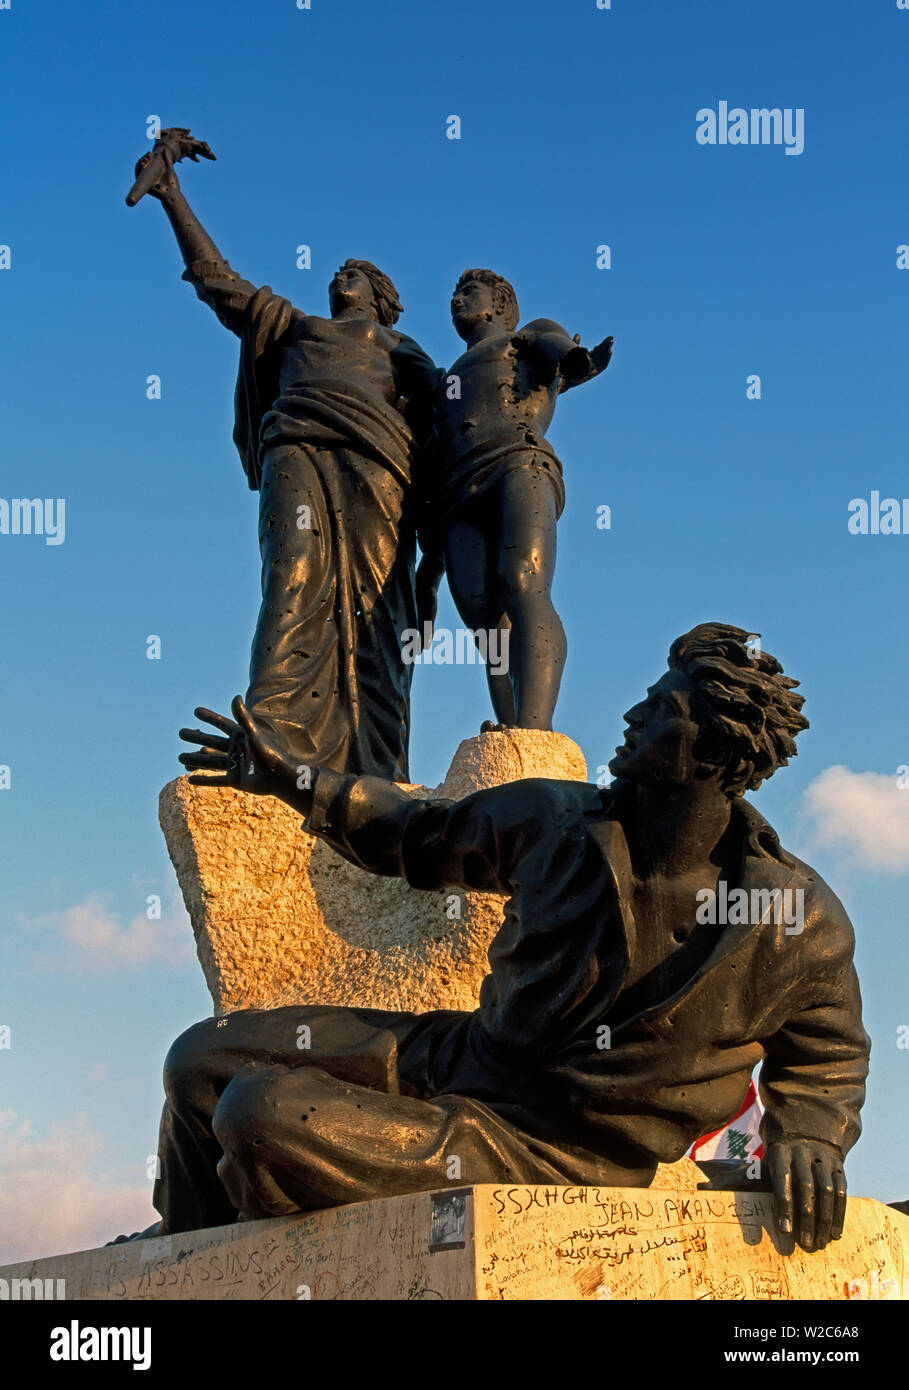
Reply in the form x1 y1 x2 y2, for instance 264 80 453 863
126 127 216 206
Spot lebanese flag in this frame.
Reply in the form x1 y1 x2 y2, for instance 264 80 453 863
690 1080 764 1162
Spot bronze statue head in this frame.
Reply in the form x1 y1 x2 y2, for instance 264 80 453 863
610 623 809 796
451 269 519 338
329 259 403 326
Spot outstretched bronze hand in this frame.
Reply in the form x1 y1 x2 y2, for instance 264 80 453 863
765 1139 847 1252
179 697 312 815
558 334 614 392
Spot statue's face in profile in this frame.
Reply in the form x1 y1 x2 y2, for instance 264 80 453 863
330 266 376 319
450 278 499 339
610 669 712 788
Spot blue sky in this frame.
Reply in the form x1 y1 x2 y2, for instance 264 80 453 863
1 0 908 1259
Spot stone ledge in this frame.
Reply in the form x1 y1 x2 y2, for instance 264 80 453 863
2 1184 905 1301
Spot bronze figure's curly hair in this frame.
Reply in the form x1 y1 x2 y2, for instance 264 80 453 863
335 259 403 326
455 268 520 331
668 622 809 796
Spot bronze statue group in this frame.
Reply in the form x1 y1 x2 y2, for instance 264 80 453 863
117 132 869 1257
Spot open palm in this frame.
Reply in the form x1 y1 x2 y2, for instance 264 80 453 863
178 696 296 799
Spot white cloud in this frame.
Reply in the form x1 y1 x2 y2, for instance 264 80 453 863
0 1111 156 1264
801 765 909 874
23 891 194 972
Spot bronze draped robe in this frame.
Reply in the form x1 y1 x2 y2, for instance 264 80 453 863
232 286 423 779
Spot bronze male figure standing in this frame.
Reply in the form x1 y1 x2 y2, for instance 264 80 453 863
418 270 613 729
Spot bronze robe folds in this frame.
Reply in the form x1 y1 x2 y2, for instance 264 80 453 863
184 260 438 779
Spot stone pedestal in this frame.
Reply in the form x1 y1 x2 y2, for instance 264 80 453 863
3 1183 905 1301
159 730 587 1014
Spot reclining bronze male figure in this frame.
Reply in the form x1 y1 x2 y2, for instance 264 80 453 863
147 623 869 1255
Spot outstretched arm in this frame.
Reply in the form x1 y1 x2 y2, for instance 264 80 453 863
132 139 259 335
178 698 512 891
180 700 614 1057
178 699 567 895
557 332 614 393
518 318 613 393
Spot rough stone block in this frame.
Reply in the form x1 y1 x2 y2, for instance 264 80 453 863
159 730 587 1014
